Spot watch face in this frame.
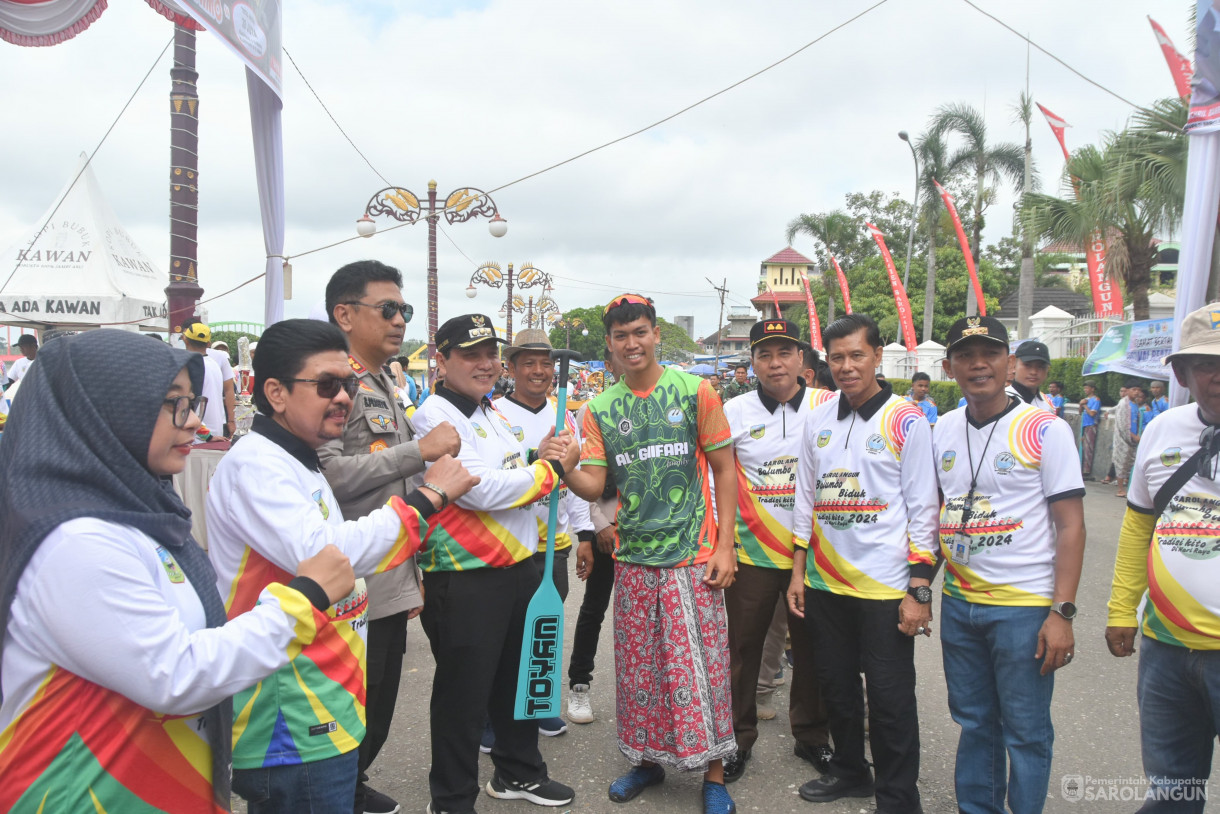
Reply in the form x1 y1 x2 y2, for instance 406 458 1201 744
912 586 933 604
1057 601 1078 619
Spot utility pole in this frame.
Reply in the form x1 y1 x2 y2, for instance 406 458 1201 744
1017 43 1036 340
707 277 728 371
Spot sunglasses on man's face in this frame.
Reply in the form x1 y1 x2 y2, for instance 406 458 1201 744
342 300 414 323
281 375 361 400
603 294 653 316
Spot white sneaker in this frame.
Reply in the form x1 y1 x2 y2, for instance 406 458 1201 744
567 683 595 724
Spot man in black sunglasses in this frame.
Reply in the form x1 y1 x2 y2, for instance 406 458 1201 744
320 260 460 814
1108 301 1220 808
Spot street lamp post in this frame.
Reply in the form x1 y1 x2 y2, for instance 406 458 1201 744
898 131 920 291
357 181 507 376
465 262 551 344
554 315 587 349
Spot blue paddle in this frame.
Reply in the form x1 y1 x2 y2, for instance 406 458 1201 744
515 348 582 720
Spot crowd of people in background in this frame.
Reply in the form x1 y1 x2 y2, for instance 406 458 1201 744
3 278 1220 814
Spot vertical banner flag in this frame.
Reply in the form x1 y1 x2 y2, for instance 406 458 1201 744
932 180 987 317
1188 1 1220 132
767 285 782 318
175 0 282 97
866 223 918 350
1036 103 1070 161
1037 103 1124 316
1149 16 1194 100
798 271 823 351
830 255 853 314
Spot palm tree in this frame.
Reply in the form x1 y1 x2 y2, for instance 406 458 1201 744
914 129 955 341
933 102 1026 315
1022 113 1184 320
784 209 865 323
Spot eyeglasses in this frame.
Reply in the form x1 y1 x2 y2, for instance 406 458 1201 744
163 395 208 429
280 376 360 399
603 294 654 316
342 300 414 323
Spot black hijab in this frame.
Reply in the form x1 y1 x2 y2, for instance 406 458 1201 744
0 329 232 807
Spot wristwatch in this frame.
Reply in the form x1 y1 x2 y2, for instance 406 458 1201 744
1051 601 1078 620
907 585 933 605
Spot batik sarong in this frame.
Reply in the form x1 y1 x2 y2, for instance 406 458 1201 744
613 562 736 771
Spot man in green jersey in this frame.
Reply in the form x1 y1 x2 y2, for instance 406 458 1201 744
560 294 740 814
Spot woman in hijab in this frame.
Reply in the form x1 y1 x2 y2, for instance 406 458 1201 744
0 330 354 813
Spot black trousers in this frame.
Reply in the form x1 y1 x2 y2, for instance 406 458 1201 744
354 610 408 806
726 563 828 753
530 546 570 602
421 563 546 812
567 544 614 688
803 587 921 813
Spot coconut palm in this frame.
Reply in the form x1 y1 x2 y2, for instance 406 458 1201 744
784 209 868 322
933 102 1026 314
1022 114 1183 320
914 129 955 341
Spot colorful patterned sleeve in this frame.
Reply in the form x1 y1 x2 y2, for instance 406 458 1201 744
21 520 330 717
580 407 608 466
697 379 733 451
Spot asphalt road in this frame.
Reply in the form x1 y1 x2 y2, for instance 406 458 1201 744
304 482 1217 814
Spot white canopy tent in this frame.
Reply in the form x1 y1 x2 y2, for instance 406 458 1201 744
0 154 168 332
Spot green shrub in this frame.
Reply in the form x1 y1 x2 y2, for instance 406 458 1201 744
886 378 963 411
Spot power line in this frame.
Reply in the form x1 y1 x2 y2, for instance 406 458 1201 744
0 36 174 299
958 0 1183 132
480 0 892 199
283 47 393 187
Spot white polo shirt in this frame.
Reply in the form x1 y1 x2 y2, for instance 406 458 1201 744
723 384 835 569
934 399 1084 606
793 384 940 599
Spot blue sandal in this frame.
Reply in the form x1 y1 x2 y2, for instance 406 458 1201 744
608 764 665 803
703 779 737 814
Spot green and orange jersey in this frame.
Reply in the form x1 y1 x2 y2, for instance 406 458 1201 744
206 427 435 769
0 518 326 813
580 367 732 567
1110 404 1220 649
411 385 562 570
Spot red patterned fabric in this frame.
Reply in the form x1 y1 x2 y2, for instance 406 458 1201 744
613 562 736 770
144 0 204 30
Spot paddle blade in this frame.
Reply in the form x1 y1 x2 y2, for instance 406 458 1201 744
514 579 565 719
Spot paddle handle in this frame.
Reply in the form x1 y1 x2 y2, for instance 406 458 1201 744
542 350 582 579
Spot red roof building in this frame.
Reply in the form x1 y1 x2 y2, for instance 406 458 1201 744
751 246 818 319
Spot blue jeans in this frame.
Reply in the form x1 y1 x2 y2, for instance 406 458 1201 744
1137 637 1220 812
941 596 1054 814
232 749 359 814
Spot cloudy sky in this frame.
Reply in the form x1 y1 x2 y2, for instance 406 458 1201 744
0 0 1195 343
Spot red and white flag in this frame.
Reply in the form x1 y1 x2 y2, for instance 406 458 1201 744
1036 103 1071 162
799 272 823 351
932 180 987 317
865 223 918 350
1036 104 1124 316
830 255 853 314
767 285 783 318
1149 16 1194 100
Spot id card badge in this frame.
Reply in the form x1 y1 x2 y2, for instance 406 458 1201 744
950 532 971 565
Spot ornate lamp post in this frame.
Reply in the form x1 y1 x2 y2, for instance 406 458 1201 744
465 262 551 344
357 181 507 375
554 315 588 349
